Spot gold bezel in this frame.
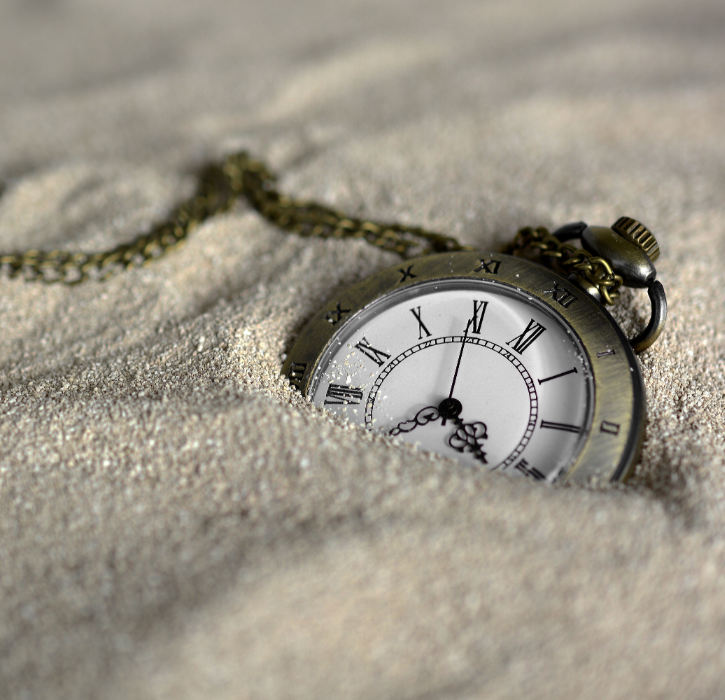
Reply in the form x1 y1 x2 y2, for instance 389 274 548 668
282 252 645 485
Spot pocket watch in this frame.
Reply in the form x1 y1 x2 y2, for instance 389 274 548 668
282 218 667 485
0 152 666 484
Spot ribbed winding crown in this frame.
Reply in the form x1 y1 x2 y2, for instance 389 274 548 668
611 216 660 262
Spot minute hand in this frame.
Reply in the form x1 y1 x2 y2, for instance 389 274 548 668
437 319 473 425
447 319 472 400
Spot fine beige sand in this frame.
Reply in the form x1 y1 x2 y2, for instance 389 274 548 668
1 1 724 698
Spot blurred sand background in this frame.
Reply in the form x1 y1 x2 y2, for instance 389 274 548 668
1 0 724 698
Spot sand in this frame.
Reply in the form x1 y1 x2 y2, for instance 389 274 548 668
0 0 724 698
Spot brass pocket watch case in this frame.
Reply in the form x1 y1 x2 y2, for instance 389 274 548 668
283 249 651 485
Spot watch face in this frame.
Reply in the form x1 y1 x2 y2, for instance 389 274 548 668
283 252 645 484
308 279 593 481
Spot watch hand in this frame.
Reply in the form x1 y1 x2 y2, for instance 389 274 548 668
389 405 488 464
447 318 472 401
389 405 440 436
438 318 473 425
448 417 488 464
390 317 484 446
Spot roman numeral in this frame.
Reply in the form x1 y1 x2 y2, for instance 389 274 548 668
540 420 581 434
600 421 620 436
354 337 391 367
475 258 501 274
398 265 416 283
470 300 488 334
514 459 546 481
287 362 307 389
538 367 578 385
506 318 546 354
324 383 364 405
325 302 351 325
410 306 432 339
542 281 577 308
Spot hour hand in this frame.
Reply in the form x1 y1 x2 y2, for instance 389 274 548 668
389 405 440 436
389 396 462 437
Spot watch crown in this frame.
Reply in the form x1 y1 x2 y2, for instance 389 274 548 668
611 217 660 262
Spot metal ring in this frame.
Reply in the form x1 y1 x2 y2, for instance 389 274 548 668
630 281 667 354
551 221 588 242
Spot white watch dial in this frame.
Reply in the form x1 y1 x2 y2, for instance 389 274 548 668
310 278 594 481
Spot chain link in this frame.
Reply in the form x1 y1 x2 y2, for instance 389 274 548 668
0 151 621 304
504 226 623 305
0 151 469 285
